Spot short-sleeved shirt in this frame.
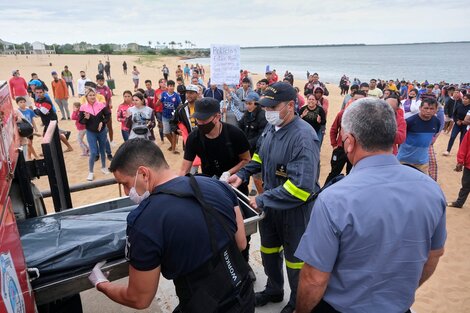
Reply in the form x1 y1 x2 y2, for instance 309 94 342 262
126 176 238 279
367 87 383 98
397 114 440 165
19 108 36 124
295 154 446 313
184 123 250 177
127 106 154 139
161 92 181 119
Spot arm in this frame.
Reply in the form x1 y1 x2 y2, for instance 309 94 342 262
227 150 251 175
329 112 342 148
62 80 69 98
394 109 407 146
230 92 245 112
31 118 38 133
319 107 326 126
233 206 247 251
97 265 160 310
179 159 193 176
457 131 469 165
257 141 319 211
418 248 444 286
102 106 111 124
296 263 330 313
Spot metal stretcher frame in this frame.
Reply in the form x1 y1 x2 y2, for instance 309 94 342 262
26 193 264 305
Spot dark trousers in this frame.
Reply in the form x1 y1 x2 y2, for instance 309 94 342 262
455 167 470 207
324 147 352 185
311 299 411 313
447 124 467 153
259 205 312 307
65 81 74 96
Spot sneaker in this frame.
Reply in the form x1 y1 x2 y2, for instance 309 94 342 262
101 168 110 175
255 290 283 307
61 117 66 120
447 202 462 208
110 141 117 147
107 154 113 161
442 151 450 156
86 173 94 181
249 189 257 196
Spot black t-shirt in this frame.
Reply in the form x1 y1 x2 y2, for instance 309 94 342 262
177 84 186 104
126 176 238 279
453 102 470 122
299 105 326 132
184 123 250 177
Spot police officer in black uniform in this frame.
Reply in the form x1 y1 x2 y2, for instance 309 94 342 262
88 139 255 312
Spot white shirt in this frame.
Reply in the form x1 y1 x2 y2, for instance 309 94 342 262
77 77 91 95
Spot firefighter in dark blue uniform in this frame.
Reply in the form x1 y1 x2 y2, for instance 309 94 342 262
228 82 320 313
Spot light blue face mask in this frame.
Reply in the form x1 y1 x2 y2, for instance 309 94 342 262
128 171 150 204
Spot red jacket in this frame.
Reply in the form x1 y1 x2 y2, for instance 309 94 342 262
393 109 407 155
457 131 470 169
330 110 345 148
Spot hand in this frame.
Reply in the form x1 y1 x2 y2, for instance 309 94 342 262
227 174 242 188
88 261 109 288
249 196 261 213
219 171 231 182
317 115 321 123
455 163 464 172
301 110 308 118
176 129 182 135
98 122 103 131
109 104 113 110
84 112 90 119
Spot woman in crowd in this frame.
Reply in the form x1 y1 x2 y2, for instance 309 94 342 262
79 87 111 181
299 94 327 146
126 92 155 140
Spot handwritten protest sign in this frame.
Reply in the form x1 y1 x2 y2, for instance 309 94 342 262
210 44 240 85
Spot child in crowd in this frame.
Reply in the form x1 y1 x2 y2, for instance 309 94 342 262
159 80 181 153
117 90 133 141
72 102 89 156
16 97 39 160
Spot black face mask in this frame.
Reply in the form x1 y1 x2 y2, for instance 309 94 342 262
198 118 216 135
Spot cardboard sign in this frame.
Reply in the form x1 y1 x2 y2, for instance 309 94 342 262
210 45 240 85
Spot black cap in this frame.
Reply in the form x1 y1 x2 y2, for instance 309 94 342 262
192 97 220 120
259 82 297 107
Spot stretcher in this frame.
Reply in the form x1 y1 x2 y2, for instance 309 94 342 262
18 194 263 305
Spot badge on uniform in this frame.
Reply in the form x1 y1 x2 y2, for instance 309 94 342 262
275 164 288 178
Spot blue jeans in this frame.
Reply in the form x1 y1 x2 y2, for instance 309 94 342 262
121 130 130 141
65 81 74 96
86 127 107 172
316 128 324 148
447 124 467 153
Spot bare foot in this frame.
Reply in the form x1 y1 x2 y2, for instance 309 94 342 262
172 150 180 155
64 148 73 153
167 147 172 151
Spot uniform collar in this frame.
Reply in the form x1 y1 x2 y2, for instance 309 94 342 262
352 154 399 172
267 115 299 139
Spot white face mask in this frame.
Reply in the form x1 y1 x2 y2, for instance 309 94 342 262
129 171 150 204
265 104 287 126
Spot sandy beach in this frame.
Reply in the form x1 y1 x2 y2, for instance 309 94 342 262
1 53 469 312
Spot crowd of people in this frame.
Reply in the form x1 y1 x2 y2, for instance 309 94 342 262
8 59 470 313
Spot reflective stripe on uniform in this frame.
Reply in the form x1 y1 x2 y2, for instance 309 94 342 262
252 153 262 164
260 245 282 254
285 260 304 270
283 179 311 201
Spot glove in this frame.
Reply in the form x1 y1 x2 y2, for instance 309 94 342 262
88 261 109 288
219 171 231 182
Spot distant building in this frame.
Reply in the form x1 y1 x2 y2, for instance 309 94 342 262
127 43 139 52
32 41 46 54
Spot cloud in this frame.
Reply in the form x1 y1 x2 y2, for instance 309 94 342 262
1 0 469 47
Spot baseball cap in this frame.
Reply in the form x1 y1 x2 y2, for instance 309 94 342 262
259 82 297 107
51 71 58 75
186 84 199 93
192 97 220 120
11 69 18 75
245 92 260 103
28 79 42 87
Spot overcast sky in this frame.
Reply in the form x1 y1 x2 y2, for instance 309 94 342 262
2 0 469 47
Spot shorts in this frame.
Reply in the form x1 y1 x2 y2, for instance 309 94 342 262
162 117 172 135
